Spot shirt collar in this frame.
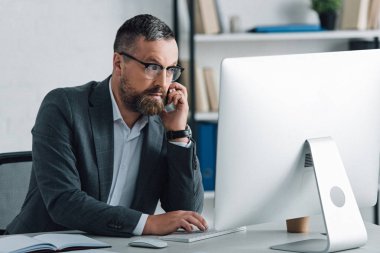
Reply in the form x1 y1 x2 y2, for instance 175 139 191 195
109 78 123 121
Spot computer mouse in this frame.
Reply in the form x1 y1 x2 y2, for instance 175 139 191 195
129 237 168 249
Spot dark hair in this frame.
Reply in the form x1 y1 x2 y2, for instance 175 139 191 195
113 14 175 53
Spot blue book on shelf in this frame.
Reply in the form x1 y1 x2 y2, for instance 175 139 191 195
197 123 217 191
248 24 322 33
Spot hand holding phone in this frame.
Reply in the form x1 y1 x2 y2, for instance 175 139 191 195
161 83 189 137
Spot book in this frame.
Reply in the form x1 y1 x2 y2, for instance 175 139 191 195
196 0 221 34
195 66 210 112
197 123 217 191
0 233 111 253
367 0 380 29
341 0 370 30
193 0 204 34
203 67 219 112
248 24 322 33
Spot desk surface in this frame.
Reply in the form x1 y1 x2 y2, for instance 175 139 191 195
89 218 380 253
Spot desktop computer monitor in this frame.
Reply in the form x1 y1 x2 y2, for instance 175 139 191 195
214 49 380 252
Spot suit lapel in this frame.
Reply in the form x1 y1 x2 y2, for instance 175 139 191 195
131 116 164 209
89 77 114 202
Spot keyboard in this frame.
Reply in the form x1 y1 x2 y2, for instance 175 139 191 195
159 226 246 243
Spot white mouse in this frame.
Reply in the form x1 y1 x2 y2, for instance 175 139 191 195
129 238 168 249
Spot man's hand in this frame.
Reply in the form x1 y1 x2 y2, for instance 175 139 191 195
160 82 189 132
142 211 208 235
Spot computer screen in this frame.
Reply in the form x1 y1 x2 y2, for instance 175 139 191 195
214 50 380 243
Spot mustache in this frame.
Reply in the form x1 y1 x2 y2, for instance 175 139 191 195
144 85 164 95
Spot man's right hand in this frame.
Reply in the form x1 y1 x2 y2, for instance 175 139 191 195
142 210 208 235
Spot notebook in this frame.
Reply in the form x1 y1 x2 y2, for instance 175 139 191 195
0 233 111 253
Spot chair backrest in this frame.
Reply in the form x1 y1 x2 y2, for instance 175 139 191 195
0 151 32 233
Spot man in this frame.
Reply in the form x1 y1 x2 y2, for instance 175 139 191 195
6 14 207 237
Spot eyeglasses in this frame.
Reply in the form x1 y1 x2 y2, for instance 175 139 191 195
118 52 184 82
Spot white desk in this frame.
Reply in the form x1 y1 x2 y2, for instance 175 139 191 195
90 218 380 253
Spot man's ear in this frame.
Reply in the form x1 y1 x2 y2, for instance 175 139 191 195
113 53 123 75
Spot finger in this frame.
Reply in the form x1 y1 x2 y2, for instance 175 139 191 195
170 82 188 98
167 91 181 106
172 92 184 106
191 212 209 229
166 88 178 104
179 211 208 229
176 90 187 102
188 213 207 231
179 219 193 232
184 215 206 231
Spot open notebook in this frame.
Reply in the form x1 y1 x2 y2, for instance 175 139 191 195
0 233 111 253
159 226 246 243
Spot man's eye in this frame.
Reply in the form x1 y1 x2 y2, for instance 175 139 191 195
147 64 161 71
167 68 176 74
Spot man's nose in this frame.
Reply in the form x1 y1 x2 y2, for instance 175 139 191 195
155 69 170 88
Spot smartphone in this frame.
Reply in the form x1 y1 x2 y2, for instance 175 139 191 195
165 102 176 112
164 89 176 112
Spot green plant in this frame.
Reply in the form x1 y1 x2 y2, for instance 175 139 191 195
311 0 341 13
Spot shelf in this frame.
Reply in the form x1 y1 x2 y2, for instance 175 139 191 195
204 191 215 199
194 112 218 122
195 30 380 43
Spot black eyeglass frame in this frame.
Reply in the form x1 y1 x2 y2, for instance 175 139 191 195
118 51 184 82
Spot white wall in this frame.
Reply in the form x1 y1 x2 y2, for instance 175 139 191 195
0 0 172 152
218 0 319 32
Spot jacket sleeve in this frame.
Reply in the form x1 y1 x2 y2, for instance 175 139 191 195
159 138 204 213
31 88 140 237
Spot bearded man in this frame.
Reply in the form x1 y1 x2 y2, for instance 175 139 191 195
5 14 207 237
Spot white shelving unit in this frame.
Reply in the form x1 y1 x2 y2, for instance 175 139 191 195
204 191 215 199
194 112 218 122
195 30 380 42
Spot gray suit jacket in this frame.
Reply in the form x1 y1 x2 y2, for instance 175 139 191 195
6 77 204 236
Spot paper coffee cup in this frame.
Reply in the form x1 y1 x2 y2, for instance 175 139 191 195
286 216 309 233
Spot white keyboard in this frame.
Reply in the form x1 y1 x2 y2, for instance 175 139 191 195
159 226 246 243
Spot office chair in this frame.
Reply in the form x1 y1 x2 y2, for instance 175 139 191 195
0 151 32 234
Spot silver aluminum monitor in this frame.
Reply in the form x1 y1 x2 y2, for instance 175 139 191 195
214 49 380 252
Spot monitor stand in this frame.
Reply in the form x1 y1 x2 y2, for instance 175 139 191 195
271 137 367 253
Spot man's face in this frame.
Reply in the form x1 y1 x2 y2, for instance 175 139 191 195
116 37 179 115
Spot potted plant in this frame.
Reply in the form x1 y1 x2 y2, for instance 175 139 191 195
311 0 342 30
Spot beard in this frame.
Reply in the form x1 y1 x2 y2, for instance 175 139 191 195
119 76 165 116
